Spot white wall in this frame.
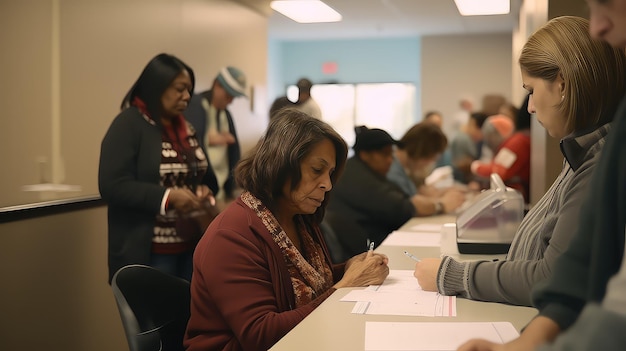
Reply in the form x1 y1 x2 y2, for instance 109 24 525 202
0 0 268 208
0 1 270 350
518 0 555 205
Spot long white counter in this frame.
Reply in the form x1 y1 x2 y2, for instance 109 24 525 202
270 215 538 351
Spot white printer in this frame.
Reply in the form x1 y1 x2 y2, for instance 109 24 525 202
455 174 524 254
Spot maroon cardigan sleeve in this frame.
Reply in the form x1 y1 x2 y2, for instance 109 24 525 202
186 205 341 351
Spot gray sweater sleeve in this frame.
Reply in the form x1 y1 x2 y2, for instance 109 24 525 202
438 256 556 306
436 157 597 306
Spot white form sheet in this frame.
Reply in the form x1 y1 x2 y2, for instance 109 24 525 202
380 230 441 247
364 321 519 351
341 270 456 317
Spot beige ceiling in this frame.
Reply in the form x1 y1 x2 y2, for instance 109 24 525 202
231 0 273 16
260 0 522 40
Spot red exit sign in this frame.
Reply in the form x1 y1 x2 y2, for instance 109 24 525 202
322 61 337 74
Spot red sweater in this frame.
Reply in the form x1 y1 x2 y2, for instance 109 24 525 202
184 198 344 351
474 131 531 202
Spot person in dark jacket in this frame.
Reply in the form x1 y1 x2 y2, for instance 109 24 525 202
99 53 218 282
184 108 389 351
326 127 424 258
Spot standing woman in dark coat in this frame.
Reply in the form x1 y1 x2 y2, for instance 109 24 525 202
99 53 218 282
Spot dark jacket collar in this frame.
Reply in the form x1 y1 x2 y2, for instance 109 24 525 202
560 122 611 171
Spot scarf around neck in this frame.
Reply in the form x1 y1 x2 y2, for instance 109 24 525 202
132 96 191 149
241 191 333 307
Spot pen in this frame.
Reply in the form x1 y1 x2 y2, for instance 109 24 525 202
367 239 374 252
403 250 421 262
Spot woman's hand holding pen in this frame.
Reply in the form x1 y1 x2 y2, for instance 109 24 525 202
334 250 389 289
345 250 389 271
413 258 442 291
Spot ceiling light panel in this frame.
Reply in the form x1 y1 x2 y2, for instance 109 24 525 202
454 0 510 16
271 0 342 23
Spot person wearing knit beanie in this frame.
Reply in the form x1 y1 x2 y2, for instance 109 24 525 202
480 114 515 153
185 66 247 201
470 96 532 203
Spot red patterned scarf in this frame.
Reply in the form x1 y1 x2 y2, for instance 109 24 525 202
132 96 191 148
241 191 333 307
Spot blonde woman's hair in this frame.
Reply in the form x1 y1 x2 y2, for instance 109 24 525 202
519 16 626 133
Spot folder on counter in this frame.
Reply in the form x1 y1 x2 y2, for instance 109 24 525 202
364 321 518 351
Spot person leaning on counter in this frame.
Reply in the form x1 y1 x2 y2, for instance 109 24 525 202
387 122 466 211
414 15 626 307
184 108 389 351
325 126 465 259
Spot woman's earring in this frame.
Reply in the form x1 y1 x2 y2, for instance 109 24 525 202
561 95 564 101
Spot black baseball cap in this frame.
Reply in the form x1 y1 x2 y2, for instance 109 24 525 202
353 127 399 152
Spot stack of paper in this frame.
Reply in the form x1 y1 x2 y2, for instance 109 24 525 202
340 270 456 317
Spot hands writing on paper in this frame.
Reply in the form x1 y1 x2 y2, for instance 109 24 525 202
334 250 389 289
413 258 442 291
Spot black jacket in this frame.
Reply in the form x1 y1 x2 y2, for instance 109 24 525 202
99 107 217 282
325 156 416 257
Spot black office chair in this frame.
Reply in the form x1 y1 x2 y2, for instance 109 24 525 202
111 264 191 351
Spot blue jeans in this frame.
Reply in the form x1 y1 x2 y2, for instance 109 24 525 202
150 251 194 281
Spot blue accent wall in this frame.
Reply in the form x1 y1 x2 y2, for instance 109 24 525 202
268 36 422 120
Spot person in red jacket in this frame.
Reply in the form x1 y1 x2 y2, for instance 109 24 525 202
184 109 389 351
471 96 531 203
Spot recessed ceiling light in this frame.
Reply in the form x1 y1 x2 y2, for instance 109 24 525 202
271 0 342 23
454 0 510 16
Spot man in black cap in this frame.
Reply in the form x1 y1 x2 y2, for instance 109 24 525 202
324 126 439 259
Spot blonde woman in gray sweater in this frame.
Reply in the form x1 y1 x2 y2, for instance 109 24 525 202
413 16 626 306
